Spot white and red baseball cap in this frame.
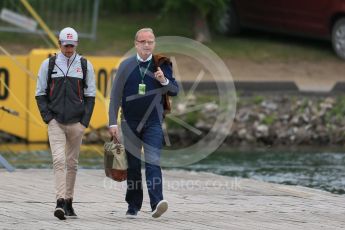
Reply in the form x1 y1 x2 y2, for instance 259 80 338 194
59 27 78 46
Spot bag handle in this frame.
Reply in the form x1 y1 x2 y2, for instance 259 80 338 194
110 136 120 144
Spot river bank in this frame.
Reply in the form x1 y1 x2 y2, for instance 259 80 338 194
81 93 345 147
2 93 345 146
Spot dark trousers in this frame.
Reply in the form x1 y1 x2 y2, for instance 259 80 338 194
121 120 164 211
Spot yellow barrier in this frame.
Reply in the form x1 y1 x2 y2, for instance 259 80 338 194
0 49 121 142
0 55 29 138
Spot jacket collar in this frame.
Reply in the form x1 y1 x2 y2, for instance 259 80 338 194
57 52 77 63
137 53 152 62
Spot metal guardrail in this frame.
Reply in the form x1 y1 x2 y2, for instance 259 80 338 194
0 0 99 40
0 106 17 172
0 154 15 172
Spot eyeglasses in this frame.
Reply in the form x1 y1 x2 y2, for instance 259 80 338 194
136 40 155 45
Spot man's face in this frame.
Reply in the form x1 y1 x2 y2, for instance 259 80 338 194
60 44 77 58
135 31 155 58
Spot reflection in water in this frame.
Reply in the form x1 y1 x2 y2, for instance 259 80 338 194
1 144 345 194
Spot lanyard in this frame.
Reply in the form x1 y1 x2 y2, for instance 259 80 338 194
137 58 151 83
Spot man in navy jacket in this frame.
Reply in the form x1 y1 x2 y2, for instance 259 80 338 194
108 28 179 218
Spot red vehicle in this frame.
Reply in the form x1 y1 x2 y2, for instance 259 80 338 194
221 0 345 59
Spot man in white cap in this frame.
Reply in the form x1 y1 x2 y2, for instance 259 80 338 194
35 27 96 220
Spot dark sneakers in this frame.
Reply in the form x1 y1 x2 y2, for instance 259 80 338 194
125 209 138 219
64 198 78 219
54 198 66 220
152 200 168 218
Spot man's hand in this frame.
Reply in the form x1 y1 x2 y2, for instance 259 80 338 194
108 126 121 143
154 67 167 84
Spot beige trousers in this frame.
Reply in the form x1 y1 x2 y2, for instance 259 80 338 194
48 119 85 200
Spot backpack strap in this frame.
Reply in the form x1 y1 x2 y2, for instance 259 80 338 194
46 55 57 94
47 55 88 92
80 57 88 89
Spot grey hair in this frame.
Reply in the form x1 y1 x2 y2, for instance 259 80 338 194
135 28 154 41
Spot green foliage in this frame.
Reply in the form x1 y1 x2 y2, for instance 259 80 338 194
162 0 228 28
297 98 309 113
253 95 264 105
185 111 199 126
165 111 199 129
0 10 337 61
207 33 336 60
262 114 277 125
100 0 164 14
326 96 345 123
79 13 194 54
165 93 218 129
162 0 227 16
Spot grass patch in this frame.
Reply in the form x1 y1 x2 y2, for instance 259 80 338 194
262 114 277 125
326 96 345 123
252 95 264 105
297 98 309 113
166 93 219 129
207 33 337 61
0 13 340 61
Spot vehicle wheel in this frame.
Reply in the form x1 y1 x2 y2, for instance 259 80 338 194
332 18 345 60
217 3 240 35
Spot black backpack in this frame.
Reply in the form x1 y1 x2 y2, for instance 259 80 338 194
47 55 88 89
